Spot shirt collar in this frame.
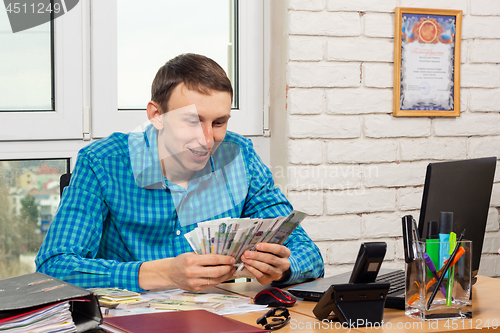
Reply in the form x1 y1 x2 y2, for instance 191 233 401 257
129 124 216 190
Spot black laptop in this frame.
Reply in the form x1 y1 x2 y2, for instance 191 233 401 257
288 157 497 309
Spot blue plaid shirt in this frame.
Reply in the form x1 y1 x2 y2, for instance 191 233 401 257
35 125 324 292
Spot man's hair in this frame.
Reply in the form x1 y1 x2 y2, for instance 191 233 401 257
151 53 233 113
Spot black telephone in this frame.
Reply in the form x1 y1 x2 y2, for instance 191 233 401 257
348 242 387 284
313 242 389 326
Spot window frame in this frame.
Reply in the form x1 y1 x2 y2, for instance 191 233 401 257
0 2 84 141
90 0 264 138
0 0 267 160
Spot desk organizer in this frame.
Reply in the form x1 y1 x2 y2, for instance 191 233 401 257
405 240 472 320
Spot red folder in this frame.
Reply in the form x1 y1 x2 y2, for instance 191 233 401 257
101 309 267 333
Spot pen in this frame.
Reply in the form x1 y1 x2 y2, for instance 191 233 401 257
423 253 448 298
426 229 465 310
439 212 453 278
411 218 423 258
424 246 465 294
446 232 457 306
425 221 439 278
402 215 414 263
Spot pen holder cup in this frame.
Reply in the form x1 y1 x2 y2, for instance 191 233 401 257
405 240 472 321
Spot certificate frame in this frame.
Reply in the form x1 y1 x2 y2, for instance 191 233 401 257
393 7 462 117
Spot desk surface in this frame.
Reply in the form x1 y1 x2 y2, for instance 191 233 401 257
216 276 500 333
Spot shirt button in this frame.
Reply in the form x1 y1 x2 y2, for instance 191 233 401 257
176 230 181 236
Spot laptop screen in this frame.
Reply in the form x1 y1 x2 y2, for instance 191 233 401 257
417 157 497 277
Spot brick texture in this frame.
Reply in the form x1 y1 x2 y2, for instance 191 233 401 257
327 38 394 62
288 139 323 165
289 0 325 11
326 88 393 114
288 115 361 139
400 0 468 13
326 139 397 164
326 0 397 13
288 88 324 115
284 4 500 278
363 13 394 38
288 62 360 88
289 11 361 36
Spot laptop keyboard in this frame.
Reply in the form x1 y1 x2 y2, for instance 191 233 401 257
376 270 405 294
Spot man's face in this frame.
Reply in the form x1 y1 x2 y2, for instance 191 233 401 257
155 83 232 176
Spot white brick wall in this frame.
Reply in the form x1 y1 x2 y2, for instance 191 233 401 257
363 13 394 38
284 0 500 278
288 62 360 87
482 232 500 254
288 164 362 191
363 63 394 88
461 64 500 88
326 139 397 164
363 213 402 238
288 37 323 62
397 187 423 211
433 114 500 136
469 40 500 63
289 11 361 36
288 115 361 138
363 162 428 188
400 138 467 161
325 188 396 215
364 115 431 138
486 208 499 232
326 0 396 13
400 0 468 13
326 88 393 114
468 137 500 159
470 0 500 16
463 16 500 39
302 215 362 241
288 139 323 165
470 89 500 112
287 191 323 216
327 38 394 62
288 88 324 115
289 0 325 11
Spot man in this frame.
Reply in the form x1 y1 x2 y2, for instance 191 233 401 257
36 54 324 292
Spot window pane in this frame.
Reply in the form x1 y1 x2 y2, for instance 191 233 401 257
117 0 237 110
0 159 68 279
0 9 53 111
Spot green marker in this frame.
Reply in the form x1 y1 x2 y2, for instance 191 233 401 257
447 232 457 306
425 221 439 278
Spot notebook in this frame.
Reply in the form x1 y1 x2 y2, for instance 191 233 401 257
288 157 497 310
100 310 266 333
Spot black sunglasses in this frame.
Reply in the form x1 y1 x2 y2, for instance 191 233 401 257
256 306 291 331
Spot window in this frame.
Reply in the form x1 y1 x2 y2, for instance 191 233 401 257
117 0 237 110
92 0 264 137
1 0 264 140
0 1 266 278
0 3 83 140
0 159 69 279
0 11 53 111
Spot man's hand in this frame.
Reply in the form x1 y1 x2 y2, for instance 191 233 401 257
241 243 291 285
138 253 236 292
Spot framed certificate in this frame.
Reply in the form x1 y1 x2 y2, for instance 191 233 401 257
393 8 462 117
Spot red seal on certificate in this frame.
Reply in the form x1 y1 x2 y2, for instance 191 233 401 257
419 20 438 43
411 18 444 44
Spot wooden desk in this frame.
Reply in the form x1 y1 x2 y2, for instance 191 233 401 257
216 276 500 332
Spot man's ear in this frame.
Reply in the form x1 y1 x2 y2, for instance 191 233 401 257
147 101 163 130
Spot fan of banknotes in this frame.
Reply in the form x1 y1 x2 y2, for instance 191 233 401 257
184 210 307 268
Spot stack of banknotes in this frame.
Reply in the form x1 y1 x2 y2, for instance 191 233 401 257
184 210 307 268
